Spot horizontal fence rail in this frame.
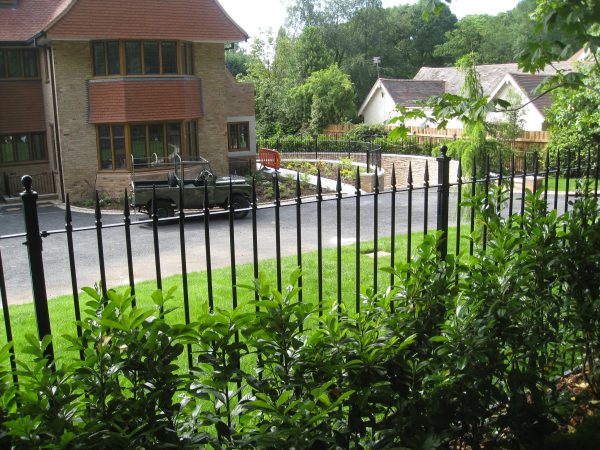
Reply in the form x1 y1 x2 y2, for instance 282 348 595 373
0 147 598 370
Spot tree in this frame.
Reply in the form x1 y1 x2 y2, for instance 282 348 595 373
292 64 356 133
225 45 258 77
546 64 600 166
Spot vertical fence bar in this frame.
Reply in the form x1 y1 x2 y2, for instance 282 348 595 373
532 151 539 196
469 160 476 257
373 169 379 293
65 195 83 360
252 176 262 376
595 146 599 197
564 152 571 214
355 168 361 313
520 154 527 220
390 165 397 289
123 191 136 304
95 191 109 299
203 183 214 312
228 180 242 399
497 158 503 214
317 171 323 316
436 146 450 258
274 174 282 293
483 156 490 252
586 148 591 185
336 170 342 314
407 163 413 262
295 173 303 305
0 250 19 386
150 187 162 293
455 161 463 256
544 153 550 207
178 183 192 370
509 155 515 216
252 176 259 299
554 153 561 211
423 161 429 237
20 175 53 361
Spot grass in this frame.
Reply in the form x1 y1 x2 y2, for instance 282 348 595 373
0 227 471 367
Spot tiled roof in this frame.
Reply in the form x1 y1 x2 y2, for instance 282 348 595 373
380 79 445 106
0 0 70 42
414 62 575 96
88 77 203 124
0 80 46 134
0 0 247 43
509 73 553 114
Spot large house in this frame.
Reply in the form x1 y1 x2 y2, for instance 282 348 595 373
358 61 575 132
0 0 256 200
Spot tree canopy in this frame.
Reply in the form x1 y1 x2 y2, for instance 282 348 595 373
230 0 595 138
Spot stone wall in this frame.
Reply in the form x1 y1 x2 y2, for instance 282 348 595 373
381 154 459 188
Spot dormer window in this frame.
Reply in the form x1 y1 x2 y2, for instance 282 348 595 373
92 40 194 77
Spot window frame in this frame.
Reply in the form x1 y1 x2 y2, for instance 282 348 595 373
96 121 199 171
0 132 47 164
0 48 39 79
227 122 250 151
91 40 191 77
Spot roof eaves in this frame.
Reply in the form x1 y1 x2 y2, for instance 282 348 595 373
213 0 249 41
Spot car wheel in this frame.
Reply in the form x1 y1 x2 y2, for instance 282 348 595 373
148 200 174 219
230 194 250 219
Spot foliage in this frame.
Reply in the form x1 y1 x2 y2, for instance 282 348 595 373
292 64 357 133
432 1 539 65
546 64 600 167
343 123 388 141
1 189 599 447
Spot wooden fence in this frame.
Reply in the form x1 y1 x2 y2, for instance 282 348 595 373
323 125 550 152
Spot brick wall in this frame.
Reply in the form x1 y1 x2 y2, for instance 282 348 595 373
48 41 254 200
52 41 97 200
195 43 229 177
224 71 255 117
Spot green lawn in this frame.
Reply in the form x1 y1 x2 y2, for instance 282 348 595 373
0 227 470 365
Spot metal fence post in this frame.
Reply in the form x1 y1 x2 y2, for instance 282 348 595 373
436 145 450 259
20 175 54 361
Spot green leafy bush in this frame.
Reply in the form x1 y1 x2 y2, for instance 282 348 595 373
0 188 599 447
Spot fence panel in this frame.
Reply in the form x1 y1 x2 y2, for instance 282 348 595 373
0 148 598 368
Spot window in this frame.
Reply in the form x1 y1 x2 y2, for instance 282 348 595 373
0 48 39 78
161 41 178 74
97 125 126 169
228 122 250 151
97 122 199 170
0 133 46 163
125 41 142 75
92 41 120 76
143 41 160 74
182 43 194 75
92 40 194 76
185 120 199 159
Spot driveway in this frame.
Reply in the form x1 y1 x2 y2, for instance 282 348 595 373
1 188 567 305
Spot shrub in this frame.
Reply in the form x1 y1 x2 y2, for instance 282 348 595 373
0 189 599 447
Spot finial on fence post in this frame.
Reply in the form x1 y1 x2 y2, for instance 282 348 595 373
20 175 54 363
21 174 33 193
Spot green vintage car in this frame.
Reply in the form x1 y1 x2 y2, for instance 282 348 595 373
131 155 251 219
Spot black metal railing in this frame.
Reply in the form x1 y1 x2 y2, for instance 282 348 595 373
0 147 598 369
